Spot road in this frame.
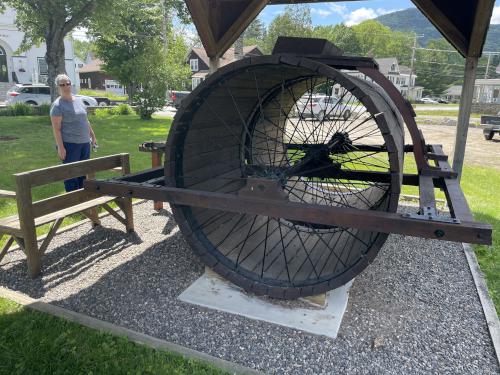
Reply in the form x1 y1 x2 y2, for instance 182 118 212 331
414 123 499 169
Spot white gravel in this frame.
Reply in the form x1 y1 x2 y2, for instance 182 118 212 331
0 201 498 374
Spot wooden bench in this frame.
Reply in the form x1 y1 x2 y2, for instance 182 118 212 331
0 154 134 278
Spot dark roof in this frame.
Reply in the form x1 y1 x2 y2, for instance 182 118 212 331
190 45 263 68
77 59 103 73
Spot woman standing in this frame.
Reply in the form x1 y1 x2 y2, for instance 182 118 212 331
50 74 97 192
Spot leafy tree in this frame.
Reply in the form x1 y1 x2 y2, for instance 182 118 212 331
263 4 313 53
244 18 266 47
312 24 361 55
415 38 465 95
93 0 190 119
0 0 113 100
71 38 95 62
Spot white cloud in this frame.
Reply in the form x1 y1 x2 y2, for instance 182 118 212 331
311 8 333 18
491 6 500 24
328 4 348 15
343 7 398 26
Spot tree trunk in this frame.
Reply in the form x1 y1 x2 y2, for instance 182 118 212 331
45 35 67 102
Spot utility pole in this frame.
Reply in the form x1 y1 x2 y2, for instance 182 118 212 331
409 33 421 100
484 53 492 79
161 0 169 52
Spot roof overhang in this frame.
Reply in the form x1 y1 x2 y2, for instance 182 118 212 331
186 0 495 59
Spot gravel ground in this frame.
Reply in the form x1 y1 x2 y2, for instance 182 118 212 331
0 201 498 374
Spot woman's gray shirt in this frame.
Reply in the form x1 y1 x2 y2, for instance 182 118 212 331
50 97 90 144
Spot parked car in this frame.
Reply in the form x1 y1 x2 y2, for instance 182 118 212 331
168 90 190 109
436 98 449 104
296 94 351 120
6 84 98 107
419 97 439 104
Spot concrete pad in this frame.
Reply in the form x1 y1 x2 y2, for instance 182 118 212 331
178 269 353 339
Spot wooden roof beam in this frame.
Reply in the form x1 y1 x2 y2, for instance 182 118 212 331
468 0 495 57
215 0 269 57
412 0 468 56
185 0 218 57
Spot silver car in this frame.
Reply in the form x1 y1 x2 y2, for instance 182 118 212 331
6 84 98 107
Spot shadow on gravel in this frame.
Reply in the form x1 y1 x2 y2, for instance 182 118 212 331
0 226 143 299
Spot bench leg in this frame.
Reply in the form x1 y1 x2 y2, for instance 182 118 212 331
24 232 41 278
84 207 101 227
116 198 134 233
0 236 15 263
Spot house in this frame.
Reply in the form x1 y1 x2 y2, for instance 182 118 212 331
443 85 462 103
0 7 79 97
187 45 263 90
343 57 423 101
444 79 500 104
77 59 124 94
473 78 500 104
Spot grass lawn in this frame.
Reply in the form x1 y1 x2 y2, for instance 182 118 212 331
0 297 225 374
414 110 481 118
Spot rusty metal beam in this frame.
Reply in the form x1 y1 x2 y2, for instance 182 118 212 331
84 178 491 245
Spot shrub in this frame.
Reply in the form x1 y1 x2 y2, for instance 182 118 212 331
92 104 135 118
10 102 33 116
37 103 51 116
111 103 135 115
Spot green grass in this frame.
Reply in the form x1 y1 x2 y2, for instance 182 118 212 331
79 89 128 101
414 110 481 118
0 297 226 374
0 114 171 237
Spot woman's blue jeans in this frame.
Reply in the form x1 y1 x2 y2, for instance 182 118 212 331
62 142 91 192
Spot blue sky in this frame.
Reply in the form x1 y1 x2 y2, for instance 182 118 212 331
259 1 500 27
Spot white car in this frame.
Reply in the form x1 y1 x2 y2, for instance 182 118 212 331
6 84 98 107
419 97 439 104
295 95 351 121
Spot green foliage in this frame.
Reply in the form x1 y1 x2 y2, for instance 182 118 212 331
243 18 267 47
94 104 135 118
0 103 51 117
0 298 226 374
93 0 190 120
9 102 32 116
312 24 361 55
414 38 465 95
78 89 128 101
71 38 96 62
263 5 313 53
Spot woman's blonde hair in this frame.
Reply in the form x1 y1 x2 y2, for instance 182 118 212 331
55 74 71 86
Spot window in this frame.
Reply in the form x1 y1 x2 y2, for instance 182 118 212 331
20 87 34 94
192 77 203 89
39 87 50 95
190 59 199 72
38 57 48 75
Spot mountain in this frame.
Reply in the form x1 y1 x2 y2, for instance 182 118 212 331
376 8 500 52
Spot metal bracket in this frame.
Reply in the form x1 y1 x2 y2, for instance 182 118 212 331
402 208 461 224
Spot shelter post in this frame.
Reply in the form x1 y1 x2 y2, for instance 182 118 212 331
209 57 220 74
452 56 478 179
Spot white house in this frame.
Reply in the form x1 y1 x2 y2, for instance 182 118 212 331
0 7 79 97
340 57 423 101
444 79 500 104
473 78 500 104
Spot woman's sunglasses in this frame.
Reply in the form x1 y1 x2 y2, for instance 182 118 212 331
58 82 71 87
